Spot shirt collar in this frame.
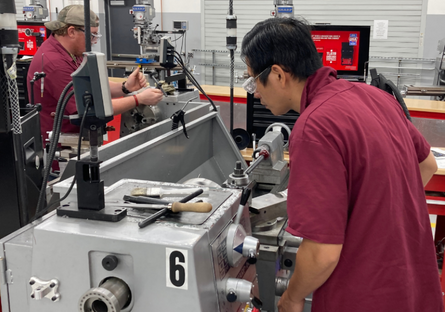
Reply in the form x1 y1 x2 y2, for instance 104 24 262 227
300 67 337 114
47 34 83 67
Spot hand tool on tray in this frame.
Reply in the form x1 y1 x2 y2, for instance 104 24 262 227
130 187 209 198
137 189 210 229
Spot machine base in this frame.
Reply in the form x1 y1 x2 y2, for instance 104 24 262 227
57 204 127 222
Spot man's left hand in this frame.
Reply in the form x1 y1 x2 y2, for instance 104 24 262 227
277 291 305 312
125 67 147 92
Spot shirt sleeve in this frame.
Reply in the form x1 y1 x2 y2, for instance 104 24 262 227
286 138 348 245
406 121 431 163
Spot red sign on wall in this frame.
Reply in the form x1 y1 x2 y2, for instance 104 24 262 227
311 31 360 72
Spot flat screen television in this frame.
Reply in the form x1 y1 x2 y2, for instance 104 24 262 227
311 25 370 79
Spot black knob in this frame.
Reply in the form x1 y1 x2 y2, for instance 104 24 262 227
247 257 257 265
252 296 263 309
284 259 293 268
102 255 119 271
226 291 237 302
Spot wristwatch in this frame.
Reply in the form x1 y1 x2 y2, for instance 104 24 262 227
122 81 131 94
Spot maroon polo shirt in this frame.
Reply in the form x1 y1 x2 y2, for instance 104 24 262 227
287 67 442 312
28 34 81 142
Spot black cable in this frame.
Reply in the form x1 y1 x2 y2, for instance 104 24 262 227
32 101 91 221
34 89 75 218
173 53 217 111
35 82 74 215
173 54 209 99
174 53 203 92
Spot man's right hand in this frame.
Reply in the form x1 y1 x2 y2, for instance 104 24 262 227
137 88 164 106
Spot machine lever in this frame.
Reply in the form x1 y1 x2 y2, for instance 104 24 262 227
148 70 168 96
234 188 251 225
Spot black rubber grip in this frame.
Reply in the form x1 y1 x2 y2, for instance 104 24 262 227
179 189 204 203
240 188 251 206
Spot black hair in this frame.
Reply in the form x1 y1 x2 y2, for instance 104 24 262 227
241 18 322 85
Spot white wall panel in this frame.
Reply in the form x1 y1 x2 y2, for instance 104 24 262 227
154 0 201 13
427 0 445 14
15 0 25 20
202 0 427 85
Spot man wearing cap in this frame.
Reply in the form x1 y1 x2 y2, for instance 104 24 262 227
28 5 164 141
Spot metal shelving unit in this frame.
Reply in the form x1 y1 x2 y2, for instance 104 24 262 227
193 49 437 89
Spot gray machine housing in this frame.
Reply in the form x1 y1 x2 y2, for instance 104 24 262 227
0 179 258 312
60 101 247 191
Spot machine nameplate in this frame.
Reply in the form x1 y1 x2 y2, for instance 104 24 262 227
166 248 188 290
23 6 35 11
277 7 293 13
133 6 146 11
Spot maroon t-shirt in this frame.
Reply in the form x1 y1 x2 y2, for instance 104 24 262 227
287 67 443 312
28 34 81 142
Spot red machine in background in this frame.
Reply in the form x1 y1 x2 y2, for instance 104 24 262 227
17 21 50 56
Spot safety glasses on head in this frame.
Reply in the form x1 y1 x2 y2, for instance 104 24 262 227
242 66 271 94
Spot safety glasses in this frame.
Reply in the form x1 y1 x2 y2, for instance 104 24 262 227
242 66 271 94
76 28 102 44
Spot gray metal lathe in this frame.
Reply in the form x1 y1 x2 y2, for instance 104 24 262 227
0 179 261 312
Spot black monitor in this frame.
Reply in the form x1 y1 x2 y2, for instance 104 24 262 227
311 25 371 79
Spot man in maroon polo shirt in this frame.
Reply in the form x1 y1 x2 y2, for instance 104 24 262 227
241 18 442 312
28 5 163 141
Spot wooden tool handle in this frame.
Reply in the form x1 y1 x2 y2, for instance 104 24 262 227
171 202 212 213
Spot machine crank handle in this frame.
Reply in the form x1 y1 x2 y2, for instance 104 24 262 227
234 188 252 225
148 70 168 96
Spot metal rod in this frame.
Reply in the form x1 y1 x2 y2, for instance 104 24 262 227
230 49 234 135
84 0 91 52
212 51 215 85
245 154 265 176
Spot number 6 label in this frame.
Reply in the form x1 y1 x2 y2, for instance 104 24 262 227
166 248 188 290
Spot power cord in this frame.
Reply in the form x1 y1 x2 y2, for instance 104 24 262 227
172 51 218 112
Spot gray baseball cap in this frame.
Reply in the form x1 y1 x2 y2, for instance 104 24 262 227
44 5 99 31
